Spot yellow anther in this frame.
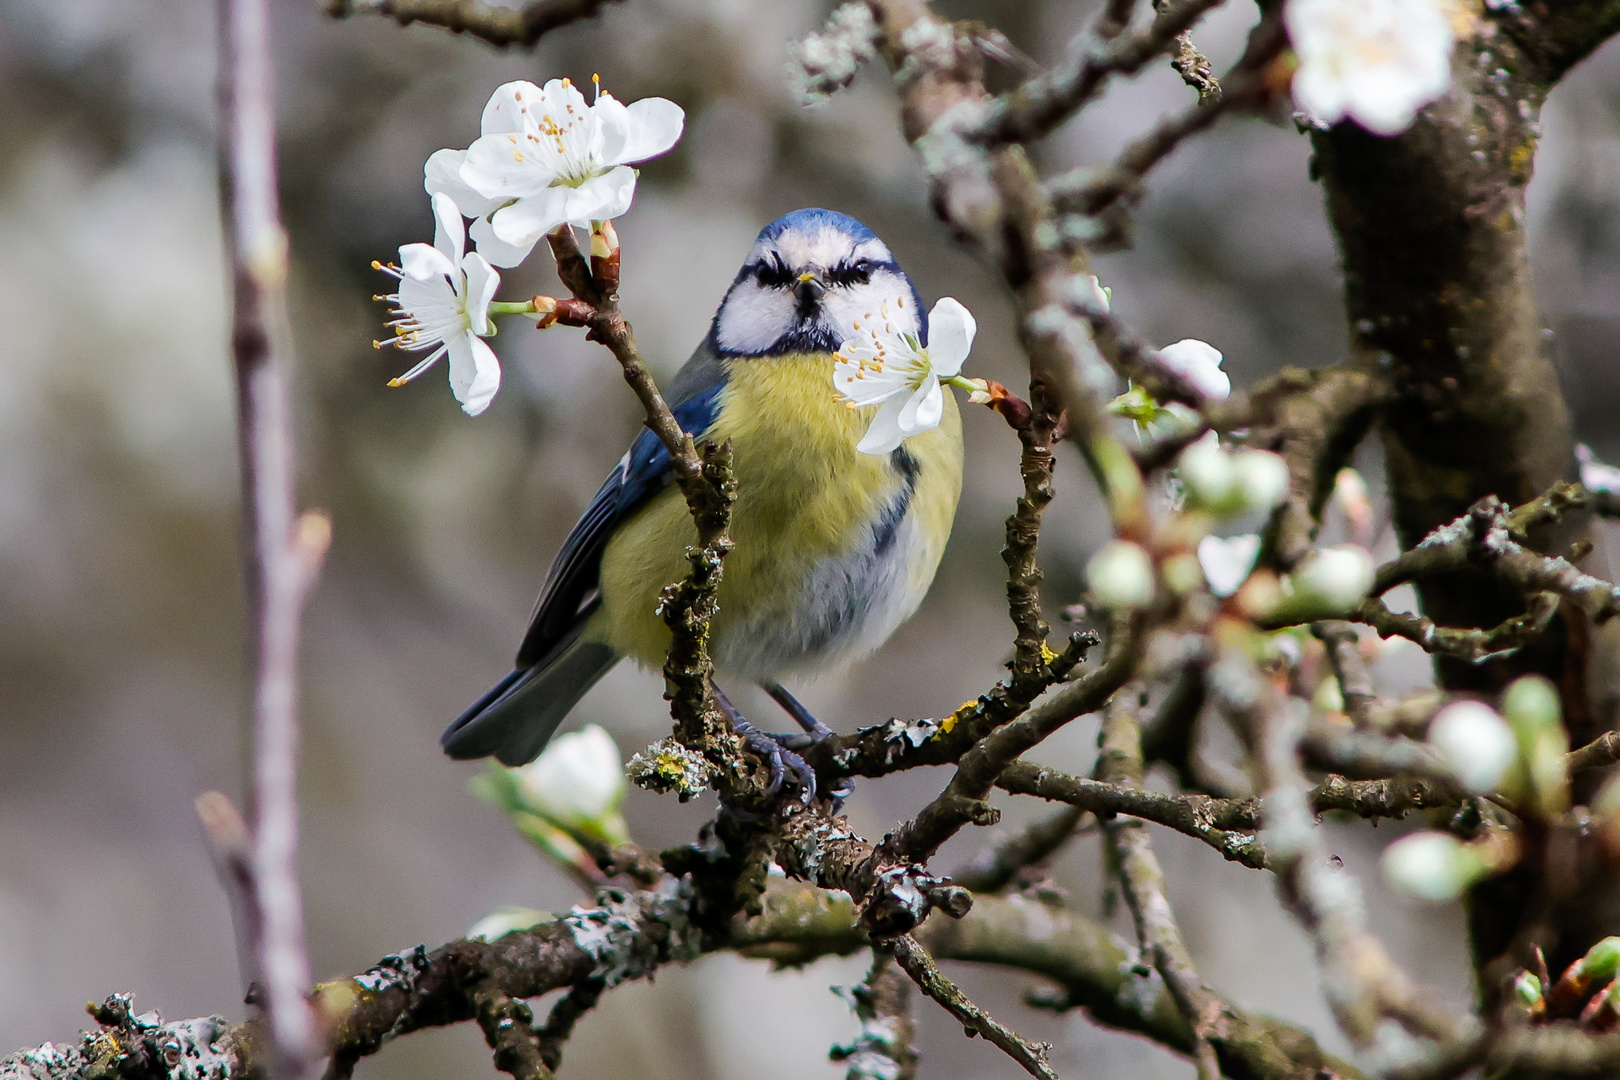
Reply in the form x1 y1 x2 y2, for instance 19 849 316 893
370 260 384 270
514 151 525 162
387 377 406 387
371 340 382 349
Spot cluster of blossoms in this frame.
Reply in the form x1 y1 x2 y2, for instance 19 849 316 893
374 77 685 415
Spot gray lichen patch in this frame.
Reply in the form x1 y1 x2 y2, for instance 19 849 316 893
627 737 713 800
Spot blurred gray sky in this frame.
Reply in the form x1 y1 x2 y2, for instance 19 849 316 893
3 0 1619 1076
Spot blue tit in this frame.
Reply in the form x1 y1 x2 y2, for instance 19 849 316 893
442 208 964 768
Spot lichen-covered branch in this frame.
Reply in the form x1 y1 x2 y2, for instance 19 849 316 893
325 0 619 49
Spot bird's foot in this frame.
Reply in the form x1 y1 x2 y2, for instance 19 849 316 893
731 718 819 805
767 683 854 803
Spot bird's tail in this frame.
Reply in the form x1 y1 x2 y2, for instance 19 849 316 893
441 629 621 766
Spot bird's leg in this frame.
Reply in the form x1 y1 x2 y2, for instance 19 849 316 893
713 683 817 804
764 683 854 803
764 683 837 743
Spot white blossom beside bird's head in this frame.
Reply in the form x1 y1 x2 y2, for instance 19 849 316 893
832 296 976 455
373 191 502 416
427 77 685 268
1286 0 1454 137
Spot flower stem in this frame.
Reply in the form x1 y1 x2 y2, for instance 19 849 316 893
488 299 539 317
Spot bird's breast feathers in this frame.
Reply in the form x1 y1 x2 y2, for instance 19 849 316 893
593 351 963 678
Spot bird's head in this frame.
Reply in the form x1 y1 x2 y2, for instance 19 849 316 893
710 208 925 358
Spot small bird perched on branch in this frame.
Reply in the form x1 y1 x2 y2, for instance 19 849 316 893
441 208 965 796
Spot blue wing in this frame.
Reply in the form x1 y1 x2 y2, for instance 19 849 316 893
514 346 727 667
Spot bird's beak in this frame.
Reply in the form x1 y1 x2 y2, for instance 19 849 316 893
794 272 825 310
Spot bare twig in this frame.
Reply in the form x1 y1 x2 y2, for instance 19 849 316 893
1313 622 1378 728
889 935 1059 1080
972 0 1229 145
327 0 619 49
218 0 327 1072
949 805 1086 893
832 951 918 1080
195 792 264 997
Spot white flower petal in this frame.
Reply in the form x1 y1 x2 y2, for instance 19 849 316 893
1158 338 1230 400
489 186 573 248
480 80 543 136
1197 534 1261 598
926 297 976 376
461 252 499 336
896 377 942 436
562 165 638 224
518 724 627 821
1286 0 1453 138
461 131 559 201
449 332 502 416
604 96 685 165
430 191 467 266
398 241 456 283
469 215 539 268
424 149 499 218
856 394 909 455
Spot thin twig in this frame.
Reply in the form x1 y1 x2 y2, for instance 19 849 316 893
889 935 1059 1080
218 0 327 1073
832 950 918 1080
327 0 619 49
1313 622 1378 728
949 805 1087 893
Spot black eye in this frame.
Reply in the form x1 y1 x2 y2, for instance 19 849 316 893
755 259 794 289
828 259 873 287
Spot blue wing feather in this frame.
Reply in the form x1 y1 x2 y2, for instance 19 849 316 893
515 352 726 666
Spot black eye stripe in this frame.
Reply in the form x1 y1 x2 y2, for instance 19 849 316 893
828 258 877 287
755 257 794 288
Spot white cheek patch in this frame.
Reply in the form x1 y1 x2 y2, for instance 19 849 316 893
715 279 798 354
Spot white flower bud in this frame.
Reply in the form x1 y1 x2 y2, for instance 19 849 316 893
1232 450 1289 511
1502 676 1569 816
1382 831 1482 903
1086 540 1156 610
514 724 630 845
1177 433 1239 511
1290 544 1375 616
1428 701 1517 795
1197 533 1261 598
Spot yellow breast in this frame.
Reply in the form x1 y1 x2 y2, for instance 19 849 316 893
591 352 963 675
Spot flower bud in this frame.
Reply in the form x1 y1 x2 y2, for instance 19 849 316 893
1232 450 1289 511
1177 433 1239 512
1502 676 1569 816
1428 701 1517 795
1382 831 1485 903
1513 970 1543 1008
1581 938 1620 982
1261 545 1375 624
512 724 630 846
1157 339 1230 400
1086 540 1156 610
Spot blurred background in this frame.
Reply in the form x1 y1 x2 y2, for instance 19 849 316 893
3 0 1620 1075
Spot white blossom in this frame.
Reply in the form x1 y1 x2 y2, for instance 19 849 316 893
1157 339 1229 400
1287 0 1454 137
512 723 630 846
1087 540 1156 610
833 296 976 455
1197 533 1261 598
1290 544 1375 613
1382 831 1479 903
1428 701 1517 794
375 192 501 416
427 78 684 268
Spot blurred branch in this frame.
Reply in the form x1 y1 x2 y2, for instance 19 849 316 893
217 0 328 1073
327 0 620 49
832 951 918 1080
948 805 1085 894
1096 692 1222 1080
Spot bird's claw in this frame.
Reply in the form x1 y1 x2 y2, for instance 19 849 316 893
733 719 818 804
